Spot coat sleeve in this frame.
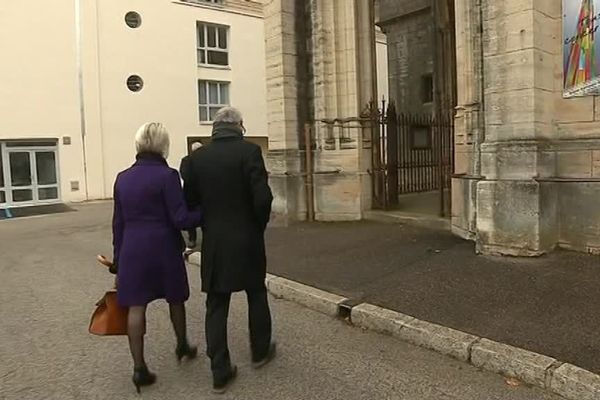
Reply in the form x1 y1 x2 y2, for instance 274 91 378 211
179 156 190 183
163 169 203 230
179 156 195 207
112 178 124 269
244 146 273 230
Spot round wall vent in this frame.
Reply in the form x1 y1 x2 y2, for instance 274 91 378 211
125 12 142 28
127 75 144 92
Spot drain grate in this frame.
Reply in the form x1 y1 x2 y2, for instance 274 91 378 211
337 298 361 320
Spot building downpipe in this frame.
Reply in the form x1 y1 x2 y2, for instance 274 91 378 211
75 0 90 200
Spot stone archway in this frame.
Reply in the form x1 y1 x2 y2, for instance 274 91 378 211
375 0 458 216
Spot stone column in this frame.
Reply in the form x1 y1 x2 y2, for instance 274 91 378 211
309 0 377 220
451 0 485 240
473 0 560 255
264 0 305 223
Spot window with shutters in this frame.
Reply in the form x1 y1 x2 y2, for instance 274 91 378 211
198 80 230 122
197 22 229 66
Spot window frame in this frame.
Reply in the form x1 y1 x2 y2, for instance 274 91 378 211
196 22 229 67
198 80 230 123
420 74 434 104
409 124 432 150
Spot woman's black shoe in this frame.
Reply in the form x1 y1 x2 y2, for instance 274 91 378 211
176 343 198 363
132 366 156 394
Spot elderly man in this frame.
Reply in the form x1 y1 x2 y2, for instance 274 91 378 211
180 141 202 248
184 107 275 394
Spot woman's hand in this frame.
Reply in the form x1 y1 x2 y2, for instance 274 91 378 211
97 254 117 274
97 254 113 267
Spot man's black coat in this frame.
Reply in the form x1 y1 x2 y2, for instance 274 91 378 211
185 125 273 293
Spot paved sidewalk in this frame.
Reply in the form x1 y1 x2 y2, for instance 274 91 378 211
0 202 561 400
266 220 600 374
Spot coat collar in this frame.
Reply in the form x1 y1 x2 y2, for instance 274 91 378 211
134 152 168 166
212 123 243 141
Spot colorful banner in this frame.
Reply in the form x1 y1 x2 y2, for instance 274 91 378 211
563 0 600 97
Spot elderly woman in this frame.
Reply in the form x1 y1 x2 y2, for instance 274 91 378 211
112 122 203 393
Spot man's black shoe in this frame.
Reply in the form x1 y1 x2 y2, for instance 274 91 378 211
252 342 277 370
212 365 238 394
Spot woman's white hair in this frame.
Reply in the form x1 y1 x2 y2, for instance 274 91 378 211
214 107 243 124
135 122 170 158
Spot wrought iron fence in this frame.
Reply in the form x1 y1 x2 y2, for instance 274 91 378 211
371 102 454 216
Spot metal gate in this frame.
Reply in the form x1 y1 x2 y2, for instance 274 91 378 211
371 102 454 216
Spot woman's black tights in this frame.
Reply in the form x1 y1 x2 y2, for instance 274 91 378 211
127 303 190 368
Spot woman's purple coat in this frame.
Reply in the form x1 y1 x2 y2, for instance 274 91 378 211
112 154 203 307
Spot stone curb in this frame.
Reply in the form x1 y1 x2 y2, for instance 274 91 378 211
259 272 600 400
470 338 557 388
398 318 479 362
351 303 415 334
351 304 477 362
550 363 600 400
266 276 348 317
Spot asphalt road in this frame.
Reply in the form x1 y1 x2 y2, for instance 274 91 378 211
266 217 600 374
0 202 561 399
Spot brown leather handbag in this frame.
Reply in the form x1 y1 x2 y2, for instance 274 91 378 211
89 290 128 336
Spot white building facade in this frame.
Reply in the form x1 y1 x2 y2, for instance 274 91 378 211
0 0 267 207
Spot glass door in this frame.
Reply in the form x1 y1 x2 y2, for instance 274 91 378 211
35 151 59 201
8 151 34 203
1 143 60 207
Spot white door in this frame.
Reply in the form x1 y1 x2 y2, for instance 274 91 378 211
32 150 60 202
1 144 60 207
7 150 34 204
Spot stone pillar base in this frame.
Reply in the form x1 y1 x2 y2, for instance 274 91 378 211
313 172 370 221
475 180 558 256
267 150 306 225
451 176 478 241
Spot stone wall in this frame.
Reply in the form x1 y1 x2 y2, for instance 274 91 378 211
548 1 600 253
378 0 433 114
264 0 306 223
453 0 600 255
